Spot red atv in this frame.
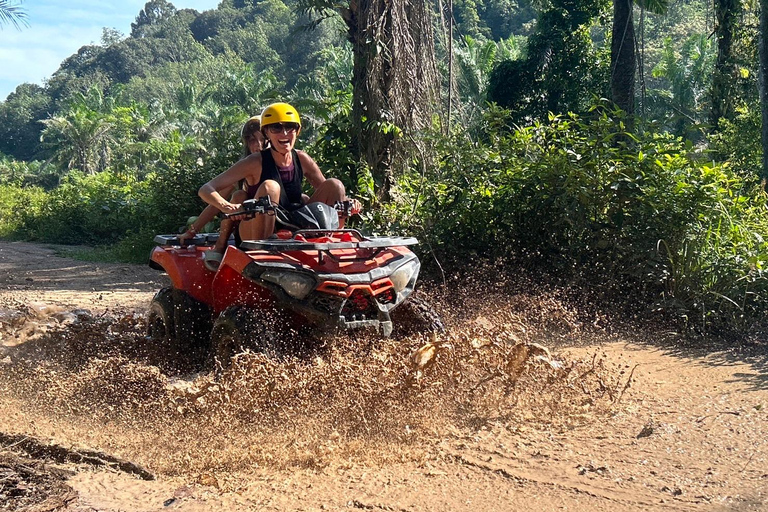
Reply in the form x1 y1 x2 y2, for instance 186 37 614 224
147 198 443 370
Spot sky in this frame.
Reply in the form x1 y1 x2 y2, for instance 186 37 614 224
0 0 221 101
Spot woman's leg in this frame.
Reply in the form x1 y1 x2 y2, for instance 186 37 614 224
239 180 280 240
308 178 348 226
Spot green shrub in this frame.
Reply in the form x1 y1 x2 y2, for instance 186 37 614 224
395 104 768 331
0 184 48 239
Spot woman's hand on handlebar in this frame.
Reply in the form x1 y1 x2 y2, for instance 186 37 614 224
219 201 242 214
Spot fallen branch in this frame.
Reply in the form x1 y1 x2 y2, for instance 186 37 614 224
0 432 154 481
615 364 639 404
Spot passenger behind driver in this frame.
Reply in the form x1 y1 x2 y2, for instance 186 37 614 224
179 115 265 270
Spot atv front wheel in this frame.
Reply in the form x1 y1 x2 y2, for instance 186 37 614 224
390 295 445 338
147 287 176 346
147 287 212 372
210 306 279 372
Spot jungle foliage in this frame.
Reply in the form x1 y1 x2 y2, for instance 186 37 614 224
1 0 767 334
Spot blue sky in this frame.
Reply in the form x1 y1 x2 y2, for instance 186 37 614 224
0 0 221 101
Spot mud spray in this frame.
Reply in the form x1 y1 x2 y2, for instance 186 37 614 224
0 274 632 488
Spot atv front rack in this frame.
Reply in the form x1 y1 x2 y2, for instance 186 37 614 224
240 229 418 263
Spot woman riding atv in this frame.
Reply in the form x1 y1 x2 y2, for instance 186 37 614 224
198 102 359 270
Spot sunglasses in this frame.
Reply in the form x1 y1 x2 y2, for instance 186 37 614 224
266 122 300 134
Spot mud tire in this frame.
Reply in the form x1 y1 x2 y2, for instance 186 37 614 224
173 290 213 367
147 288 179 370
210 306 278 372
390 295 445 338
147 287 175 346
147 287 213 372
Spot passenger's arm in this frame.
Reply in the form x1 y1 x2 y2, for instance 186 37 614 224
179 184 237 242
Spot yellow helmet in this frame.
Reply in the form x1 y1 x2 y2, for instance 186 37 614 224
260 102 301 130
240 115 261 139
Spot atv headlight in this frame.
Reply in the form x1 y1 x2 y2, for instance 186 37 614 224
261 270 316 299
390 259 420 292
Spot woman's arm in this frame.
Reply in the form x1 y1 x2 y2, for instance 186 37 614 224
298 151 326 190
179 184 238 242
199 154 261 213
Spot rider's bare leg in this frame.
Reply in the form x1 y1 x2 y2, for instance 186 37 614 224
211 189 247 254
239 180 280 240
309 178 347 227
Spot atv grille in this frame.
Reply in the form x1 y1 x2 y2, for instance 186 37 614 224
341 290 378 321
309 293 345 315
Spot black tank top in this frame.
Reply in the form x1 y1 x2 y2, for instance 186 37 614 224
247 149 304 210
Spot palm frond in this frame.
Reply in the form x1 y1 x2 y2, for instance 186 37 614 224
0 0 29 30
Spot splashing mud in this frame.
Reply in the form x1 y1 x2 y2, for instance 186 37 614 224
0 276 630 484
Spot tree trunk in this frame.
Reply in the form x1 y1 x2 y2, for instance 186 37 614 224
760 0 768 187
710 0 739 131
610 0 635 116
341 0 439 201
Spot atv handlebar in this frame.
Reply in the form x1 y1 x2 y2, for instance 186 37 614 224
222 197 276 219
334 199 363 218
224 197 361 220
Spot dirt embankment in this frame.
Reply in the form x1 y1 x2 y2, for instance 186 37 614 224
0 240 767 511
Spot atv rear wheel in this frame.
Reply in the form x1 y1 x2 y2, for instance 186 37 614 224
210 306 279 372
390 295 445 338
147 287 175 344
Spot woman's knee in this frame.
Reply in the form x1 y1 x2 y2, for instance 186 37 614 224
315 178 345 201
257 179 281 199
325 178 345 195
230 189 247 203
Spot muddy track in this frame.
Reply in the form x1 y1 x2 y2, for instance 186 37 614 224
0 240 767 511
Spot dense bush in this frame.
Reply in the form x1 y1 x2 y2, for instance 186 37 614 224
387 105 768 331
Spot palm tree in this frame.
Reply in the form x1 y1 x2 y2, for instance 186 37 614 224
0 0 28 29
40 90 115 175
454 35 521 125
299 0 440 199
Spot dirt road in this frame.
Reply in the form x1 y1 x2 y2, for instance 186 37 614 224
0 240 767 511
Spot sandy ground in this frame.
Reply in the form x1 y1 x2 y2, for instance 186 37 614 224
0 240 767 511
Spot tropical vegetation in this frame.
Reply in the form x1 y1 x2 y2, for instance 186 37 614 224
1 0 767 334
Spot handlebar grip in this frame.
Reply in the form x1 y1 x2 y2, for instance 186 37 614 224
222 197 274 219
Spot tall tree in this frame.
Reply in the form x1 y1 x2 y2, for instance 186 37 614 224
488 0 607 121
131 0 178 38
300 0 440 199
611 0 635 115
0 0 28 29
610 0 668 117
760 0 768 185
709 0 740 130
